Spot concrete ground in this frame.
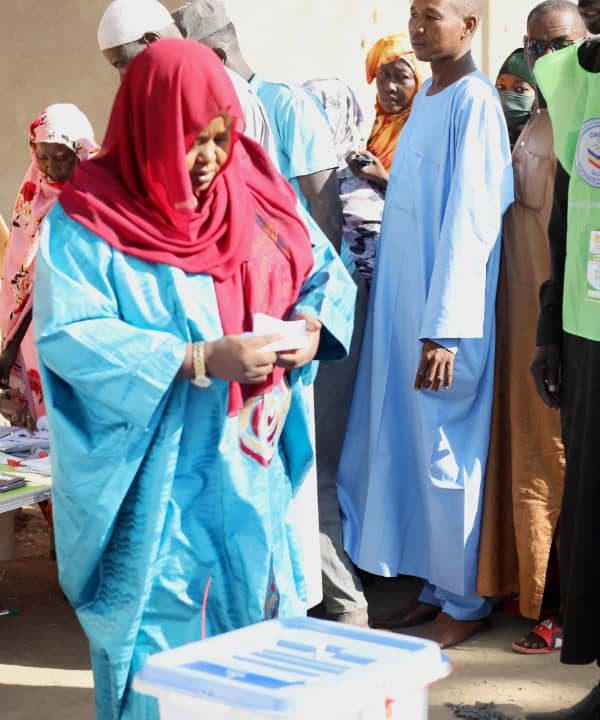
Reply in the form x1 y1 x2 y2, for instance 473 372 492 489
1 507 597 720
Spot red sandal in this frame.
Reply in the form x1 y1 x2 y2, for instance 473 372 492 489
512 616 563 655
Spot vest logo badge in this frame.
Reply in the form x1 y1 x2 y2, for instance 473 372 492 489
576 119 600 188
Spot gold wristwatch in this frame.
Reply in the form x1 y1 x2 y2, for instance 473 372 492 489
191 341 212 388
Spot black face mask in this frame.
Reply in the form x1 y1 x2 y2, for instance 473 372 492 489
499 90 535 129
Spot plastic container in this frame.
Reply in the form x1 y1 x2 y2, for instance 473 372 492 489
134 616 451 719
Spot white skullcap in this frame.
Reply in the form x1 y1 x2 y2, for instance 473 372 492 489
98 0 174 50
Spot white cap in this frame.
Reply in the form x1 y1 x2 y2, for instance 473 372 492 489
98 0 174 50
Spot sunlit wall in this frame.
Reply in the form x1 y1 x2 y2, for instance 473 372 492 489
0 0 541 217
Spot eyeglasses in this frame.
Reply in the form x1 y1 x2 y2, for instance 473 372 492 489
523 37 581 58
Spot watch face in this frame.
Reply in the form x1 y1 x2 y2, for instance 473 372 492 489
191 375 212 389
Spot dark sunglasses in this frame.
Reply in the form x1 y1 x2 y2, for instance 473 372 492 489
523 37 580 57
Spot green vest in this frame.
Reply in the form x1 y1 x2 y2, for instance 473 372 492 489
535 44 600 342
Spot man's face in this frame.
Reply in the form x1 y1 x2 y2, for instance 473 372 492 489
103 39 150 80
525 9 586 71
408 0 471 63
101 27 184 80
579 0 600 34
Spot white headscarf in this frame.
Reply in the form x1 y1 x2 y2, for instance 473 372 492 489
32 103 96 157
98 0 174 50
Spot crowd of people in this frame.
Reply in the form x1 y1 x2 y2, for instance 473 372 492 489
1 0 599 718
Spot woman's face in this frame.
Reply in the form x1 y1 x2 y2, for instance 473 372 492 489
376 58 417 114
34 142 78 184
495 73 536 98
186 114 232 200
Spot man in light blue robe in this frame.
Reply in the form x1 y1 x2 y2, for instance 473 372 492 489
34 204 355 720
337 0 514 647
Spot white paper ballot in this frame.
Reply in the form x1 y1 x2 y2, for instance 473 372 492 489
253 313 309 353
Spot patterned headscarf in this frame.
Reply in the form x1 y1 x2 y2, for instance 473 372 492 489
365 34 423 171
302 78 365 169
1 104 97 345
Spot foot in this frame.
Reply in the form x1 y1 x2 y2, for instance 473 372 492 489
512 617 563 655
415 611 490 649
330 607 370 628
526 682 600 719
370 600 440 630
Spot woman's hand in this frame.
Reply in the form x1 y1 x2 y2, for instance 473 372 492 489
0 341 20 388
275 314 322 370
0 390 32 428
204 334 281 384
414 340 455 392
347 150 389 190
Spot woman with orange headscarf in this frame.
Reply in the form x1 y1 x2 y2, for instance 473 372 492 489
348 34 423 190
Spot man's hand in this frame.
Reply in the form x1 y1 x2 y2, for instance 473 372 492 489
530 344 561 409
414 340 455 392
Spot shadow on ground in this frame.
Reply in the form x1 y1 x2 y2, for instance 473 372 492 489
1 687 94 720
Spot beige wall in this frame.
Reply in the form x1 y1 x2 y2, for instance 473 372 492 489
1 0 541 218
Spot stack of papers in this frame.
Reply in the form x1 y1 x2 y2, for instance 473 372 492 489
20 456 51 475
0 429 51 476
0 428 49 454
0 474 26 493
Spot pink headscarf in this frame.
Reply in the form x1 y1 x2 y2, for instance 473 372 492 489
0 103 97 419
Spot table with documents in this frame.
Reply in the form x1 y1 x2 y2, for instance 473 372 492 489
0 428 52 515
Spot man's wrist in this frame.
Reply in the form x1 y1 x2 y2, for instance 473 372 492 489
425 338 459 355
